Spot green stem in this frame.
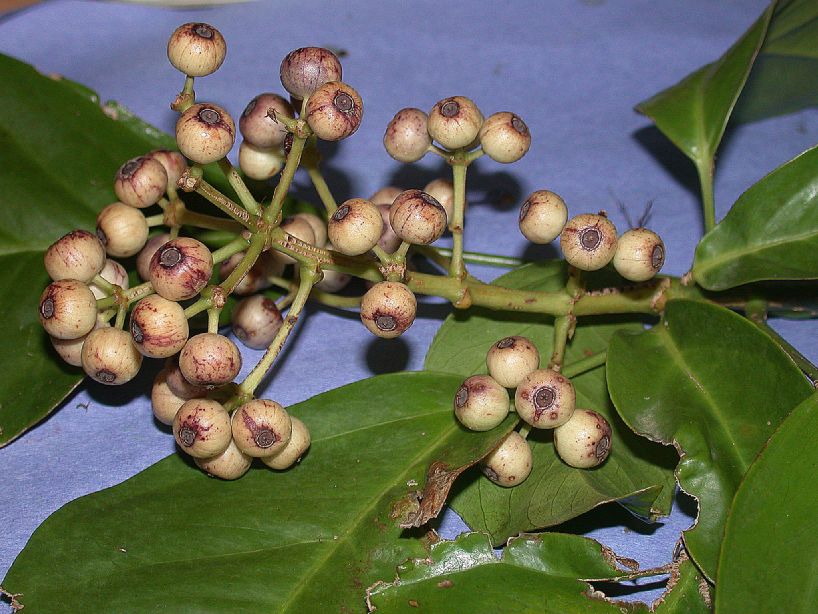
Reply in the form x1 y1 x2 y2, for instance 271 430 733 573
220 233 266 296
145 213 165 227
92 274 116 296
193 179 255 229
218 158 261 216
265 135 308 224
562 351 607 379
268 275 362 309
304 152 338 216
239 266 317 395
179 208 247 234
207 307 221 334
696 157 716 233
449 161 468 279
745 299 818 385
114 305 127 330
124 282 154 305
184 297 212 319
549 316 571 370
211 236 251 266
417 245 528 268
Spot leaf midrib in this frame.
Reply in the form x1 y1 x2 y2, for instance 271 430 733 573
695 225 818 276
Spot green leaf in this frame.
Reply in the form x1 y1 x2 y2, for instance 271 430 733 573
0 54 177 446
693 144 818 290
367 532 651 613
425 262 677 544
653 553 712 614
716 393 818 614
635 3 775 165
606 299 813 581
733 0 818 123
1 372 513 612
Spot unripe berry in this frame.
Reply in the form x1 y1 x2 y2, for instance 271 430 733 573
427 96 483 150
369 186 403 206
238 142 284 180
486 336 540 388
519 190 568 244
165 357 209 399
44 229 106 283
560 213 618 271
232 295 283 350
389 189 447 245
481 431 532 487
152 365 194 425
173 398 232 458
279 47 342 99
423 178 455 222
219 252 272 296
239 93 293 148
261 416 311 470
130 294 189 358
195 440 253 480
145 149 187 188
50 321 107 367
293 212 328 248
360 281 416 339
137 233 171 281
179 333 241 387
613 228 665 282
39 280 97 340
454 375 510 431
375 204 402 253
515 369 576 429
149 237 213 301
96 202 149 258
479 112 531 163
232 399 292 458
305 81 363 141
167 22 226 77
114 156 168 209
328 198 383 255
554 409 612 469
81 327 142 385
383 108 431 163
176 103 236 165
90 259 129 299
315 265 351 293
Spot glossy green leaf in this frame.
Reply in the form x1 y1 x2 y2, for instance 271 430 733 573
367 532 651 613
0 54 177 446
733 0 818 123
425 262 677 544
693 144 818 290
635 3 774 165
2 372 514 612
606 299 813 581
716 393 818 614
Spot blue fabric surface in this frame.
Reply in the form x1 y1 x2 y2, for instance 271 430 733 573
1 0 816 608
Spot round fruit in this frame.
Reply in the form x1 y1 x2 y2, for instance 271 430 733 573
195 440 253 480
167 22 227 77
427 96 483 150
554 409 612 469
96 202 149 258
486 335 540 388
360 281 417 339
232 295 283 350
179 333 241 387
389 189 447 245
44 229 106 283
39 280 98 340
149 237 213 301
239 92 293 148
261 417 311 470
305 81 363 141
514 369 576 429
559 213 618 271
612 228 665 282
173 398 232 458
383 107 431 163
130 294 189 358
327 198 383 256
453 375 510 431
232 399 292 458
481 431 533 487
279 47 342 99
114 156 168 209
80 327 142 385
519 190 568 244
176 103 236 165
478 111 531 163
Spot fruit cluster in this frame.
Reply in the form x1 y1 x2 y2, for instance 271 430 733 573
38 21 667 485
453 335 613 487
